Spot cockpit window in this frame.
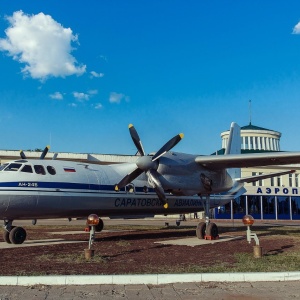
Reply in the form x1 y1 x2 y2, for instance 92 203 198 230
21 165 33 173
34 165 46 175
47 166 56 175
4 163 22 171
0 164 8 171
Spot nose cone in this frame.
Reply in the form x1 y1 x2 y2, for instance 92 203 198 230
136 156 158 171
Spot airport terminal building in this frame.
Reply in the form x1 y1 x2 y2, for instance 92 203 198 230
0 122 299 221
215 123 300 221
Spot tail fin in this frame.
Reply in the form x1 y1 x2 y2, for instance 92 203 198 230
225 122 241 155
225 122 241 179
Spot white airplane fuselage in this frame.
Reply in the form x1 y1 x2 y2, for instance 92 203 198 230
0 152 236 221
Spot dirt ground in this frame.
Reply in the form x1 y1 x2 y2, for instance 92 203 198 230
0 221 297 276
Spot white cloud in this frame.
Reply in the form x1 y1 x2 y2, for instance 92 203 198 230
73 92 89 101
49 92 63 100
90 71 104 78
69 103 77 107
0 10 86 80
292 21 300 34
94 103 103 109
88 89 98 95
109 92 130 104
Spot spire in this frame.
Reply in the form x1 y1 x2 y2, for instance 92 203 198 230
249 99 252 125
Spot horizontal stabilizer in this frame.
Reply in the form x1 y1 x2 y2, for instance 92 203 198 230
195 152 300 170
235 170 295 184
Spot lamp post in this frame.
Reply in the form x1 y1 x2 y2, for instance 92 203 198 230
242 215 262 258
85 214 99 259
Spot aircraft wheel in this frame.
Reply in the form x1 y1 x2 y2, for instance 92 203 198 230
206 222 219 238
9 226 27 244
3 230 11 244
196 222 206 239
95 218 104 232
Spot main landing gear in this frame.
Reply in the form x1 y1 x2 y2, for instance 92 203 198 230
3 220 27 244
195 194 219 240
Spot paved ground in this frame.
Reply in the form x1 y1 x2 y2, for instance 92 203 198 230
1 281 300 299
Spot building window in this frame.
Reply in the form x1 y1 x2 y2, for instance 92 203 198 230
252 172 263 186
277 176 282 187
262 196 275 218
232 196 246 214
296 174 299 187
252 172 256 186
277 196 289 218
291 197 300 219
289 173 293 187
248 195 261 215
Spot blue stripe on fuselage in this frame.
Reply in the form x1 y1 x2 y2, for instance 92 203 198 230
0 181 151 193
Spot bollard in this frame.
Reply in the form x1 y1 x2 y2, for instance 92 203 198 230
84 249 95 260
253 245 263 258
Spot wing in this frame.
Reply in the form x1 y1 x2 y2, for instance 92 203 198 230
195 152 300 169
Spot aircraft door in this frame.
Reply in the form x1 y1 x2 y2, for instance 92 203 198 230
84 167 100 191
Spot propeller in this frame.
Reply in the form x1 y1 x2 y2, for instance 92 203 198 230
115 124 184 209
20 150 26 159
19 145 50 160
40 145 50 159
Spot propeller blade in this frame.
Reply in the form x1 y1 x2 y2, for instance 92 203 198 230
20 150 27 159
115 167 143 191
40 145 50 159
147 169 168 209
152 133 184 161
52 153 58 160
129 124 145 156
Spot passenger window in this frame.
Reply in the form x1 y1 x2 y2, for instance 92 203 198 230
21 165 33 173
4 163 22 171
34 165 46 175
47 166 56 175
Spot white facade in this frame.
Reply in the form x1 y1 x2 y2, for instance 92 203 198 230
221 123 281 151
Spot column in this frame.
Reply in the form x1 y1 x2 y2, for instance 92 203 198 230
270 138 274 151
258 136 261 150
262 137 266 150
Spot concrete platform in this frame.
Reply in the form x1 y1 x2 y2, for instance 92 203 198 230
155 235 243 247
0 238 85 249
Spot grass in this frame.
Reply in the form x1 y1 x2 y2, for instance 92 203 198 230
115 240 131 247
37 253 108 264
233 252 300 272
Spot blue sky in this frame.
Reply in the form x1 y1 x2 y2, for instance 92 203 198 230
1 1 300 155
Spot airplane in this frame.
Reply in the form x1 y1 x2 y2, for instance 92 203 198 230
1 122 300 245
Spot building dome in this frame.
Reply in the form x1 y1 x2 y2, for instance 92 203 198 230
221 122 281 152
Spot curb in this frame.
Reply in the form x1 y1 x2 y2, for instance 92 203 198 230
1 272 300 286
